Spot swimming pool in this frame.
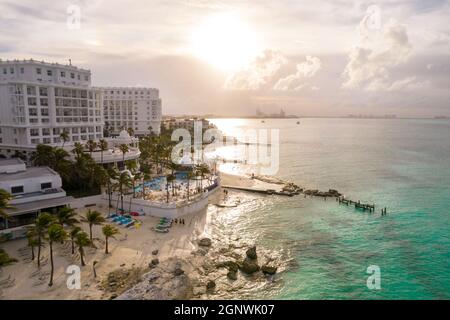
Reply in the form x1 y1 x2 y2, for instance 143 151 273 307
134 172 188 192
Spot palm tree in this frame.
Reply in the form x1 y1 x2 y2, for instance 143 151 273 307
26 227 39 261
56 207 79 227
98 139 108 164
102 224 120 254
106 167 119 210
85 139 97 157
47 224 67 286
186 171 194 201
116 171 132 214
119 144 129 169
30 144 55 167
125 160 140 198
72 142 85 161
60 131 69 148
166 174 175 203
0 189 13 221
35 212 55 267
74 231 90 266
81 210 105 242
69 226 82 254
196 164 211 191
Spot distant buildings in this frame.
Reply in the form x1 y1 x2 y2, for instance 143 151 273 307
100 87 162 136
255 107 297 118
0 158 73 239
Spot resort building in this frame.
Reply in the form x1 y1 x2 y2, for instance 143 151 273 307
0 158 73 240
162 117 214 132
100 87 162 136
0 59 103 160
0 59 141 166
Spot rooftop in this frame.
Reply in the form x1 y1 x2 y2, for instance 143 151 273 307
0 59 90 72
0 158 24 166
0 166 59 182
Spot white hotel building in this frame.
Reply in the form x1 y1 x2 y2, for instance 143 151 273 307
100 87 162 136
0 59 103 160
0 59 161 165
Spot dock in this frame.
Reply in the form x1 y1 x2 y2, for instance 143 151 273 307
338 197 375 212
222 185 295 197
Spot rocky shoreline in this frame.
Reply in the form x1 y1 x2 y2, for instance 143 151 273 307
114 238 282 300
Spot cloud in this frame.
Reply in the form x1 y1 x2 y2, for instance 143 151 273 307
223 50 287 90
342 19 414 91
273 55 321 91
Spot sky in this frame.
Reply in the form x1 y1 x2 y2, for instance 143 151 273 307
0 0 449 117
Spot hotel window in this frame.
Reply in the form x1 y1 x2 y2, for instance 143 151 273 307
31 138 40 144
40 98 48 106
11 186 24 194
84 75 89 81
2 68 6 74
30 128 39 136
36 68 42 75
42 128 50 136
43 137 51 144
10 67 14 74
39 87 48 96
20 67 24 74
27 86 36 95
28 98 37 106
41 182 52 190
47 70 52 76
61 71 66 77
29 108 38 116
70 73 75 79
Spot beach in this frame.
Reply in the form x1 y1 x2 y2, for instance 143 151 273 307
0 172 284 300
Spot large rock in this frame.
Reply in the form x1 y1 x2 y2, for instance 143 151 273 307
227 270 238 281
206 280 216 291
173 267 184 276
150 258 159 266
240 257 260 274
246 246 257 260
216 260 239 272
261 265 277 275
198 238 212 247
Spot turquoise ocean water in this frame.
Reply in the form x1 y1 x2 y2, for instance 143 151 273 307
208 118 450 300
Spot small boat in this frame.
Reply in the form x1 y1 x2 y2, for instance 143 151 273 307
261 120 265 123
296 121 300 124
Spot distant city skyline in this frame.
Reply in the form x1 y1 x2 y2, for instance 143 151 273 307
1 0 449 117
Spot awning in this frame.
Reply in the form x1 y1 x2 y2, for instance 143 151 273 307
5 196 75 216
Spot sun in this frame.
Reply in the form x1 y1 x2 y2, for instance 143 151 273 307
190 13 261 73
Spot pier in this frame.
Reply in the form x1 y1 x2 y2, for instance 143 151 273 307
222 185 295 197
338 197 375 212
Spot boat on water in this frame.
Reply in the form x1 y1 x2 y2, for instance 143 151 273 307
297 121 300 124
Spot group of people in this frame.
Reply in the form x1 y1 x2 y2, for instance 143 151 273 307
174 218 185 225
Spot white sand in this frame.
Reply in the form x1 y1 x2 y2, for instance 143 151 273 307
0 172 275 300
0 204 210 300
